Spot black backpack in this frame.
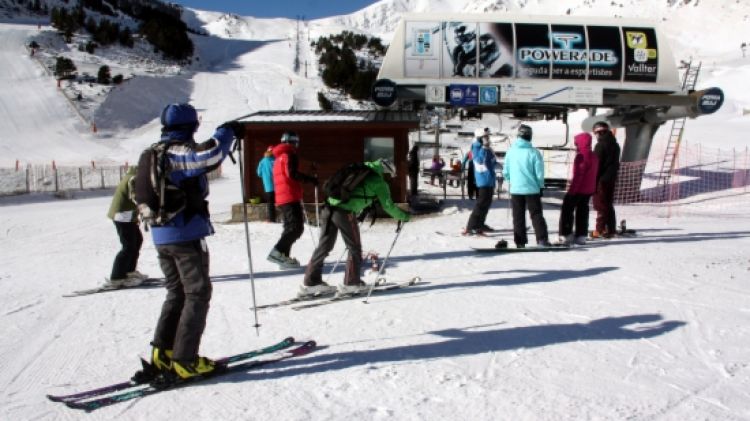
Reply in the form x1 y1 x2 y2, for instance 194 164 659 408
323 162 375 202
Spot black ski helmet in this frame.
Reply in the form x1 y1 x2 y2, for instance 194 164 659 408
280 131 300 145
518 124 532 141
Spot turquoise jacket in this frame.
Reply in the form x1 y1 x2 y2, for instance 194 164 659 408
502 138 545 195
256 156 275 192
327 160 409 222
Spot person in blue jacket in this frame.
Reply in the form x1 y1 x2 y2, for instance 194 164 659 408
256 146 276 222
135 103 241 380
464 127 497 235
502 124 550 247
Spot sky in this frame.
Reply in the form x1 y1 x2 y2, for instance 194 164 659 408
172 0 380 19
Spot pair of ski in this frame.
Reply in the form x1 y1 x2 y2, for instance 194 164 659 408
47 337 316 411
253 276 422 311
63 278 164 297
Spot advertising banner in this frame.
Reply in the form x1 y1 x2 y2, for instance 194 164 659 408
550 24 588 80
515 23 551 79
441 22 478 78
402 20 661 86
622 27 658 82
586 26 623 81
477 23 514 78
404 21 441 78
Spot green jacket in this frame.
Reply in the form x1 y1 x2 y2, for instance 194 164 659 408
107 166 138 222
327 160 409 222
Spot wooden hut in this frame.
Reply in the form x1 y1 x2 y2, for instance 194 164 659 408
234 110 420 221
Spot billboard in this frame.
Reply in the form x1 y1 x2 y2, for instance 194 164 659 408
402 20 661 84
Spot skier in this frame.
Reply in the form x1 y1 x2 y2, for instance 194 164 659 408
301 159 409 297
267 131 318 268
135 103 240 380
256 146 276 223
464 127 497 235
502 125 550 247
591 121 621 238
557 132 599 245
105 165 146 288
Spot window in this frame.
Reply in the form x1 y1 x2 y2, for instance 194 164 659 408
364 137 395 172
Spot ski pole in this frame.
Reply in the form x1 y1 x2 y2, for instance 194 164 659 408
363 221 405 303
234 136 261 333
314 184 321 233
301 199 318 248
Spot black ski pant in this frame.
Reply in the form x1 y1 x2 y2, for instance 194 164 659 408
304 205 362 286
152 238 211 363
110 221 142 280
466 186 493 231
274 202 304 256
511 194 549 246
558 193 592 238
409 170 419 198
466 163 476 199
593 179 617 234
265 191 276 222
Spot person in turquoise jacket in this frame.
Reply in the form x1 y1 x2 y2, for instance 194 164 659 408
302 159 409 297
502 124 550 247
256 146 276 222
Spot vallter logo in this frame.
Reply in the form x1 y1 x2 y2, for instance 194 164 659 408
626 31 657 62
518 32 618 66
626 32 648 49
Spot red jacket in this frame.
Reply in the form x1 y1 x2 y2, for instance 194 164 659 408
272 143 303 205
568 133 599 195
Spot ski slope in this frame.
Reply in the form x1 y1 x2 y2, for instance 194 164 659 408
0 2 750 419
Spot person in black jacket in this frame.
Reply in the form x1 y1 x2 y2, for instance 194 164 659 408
591 121 621 238
407 143 420 198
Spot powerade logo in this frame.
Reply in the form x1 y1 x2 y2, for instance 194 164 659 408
372 79 398 107
698 87 724 115
518 32 617 66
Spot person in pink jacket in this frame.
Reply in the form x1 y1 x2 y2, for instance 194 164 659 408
558 132 599 245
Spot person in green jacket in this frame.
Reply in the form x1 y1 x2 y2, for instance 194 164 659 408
301 159 409 297
105 166 146 287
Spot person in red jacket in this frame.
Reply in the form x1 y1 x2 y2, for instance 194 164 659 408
558 132 599 245
268 131 317 268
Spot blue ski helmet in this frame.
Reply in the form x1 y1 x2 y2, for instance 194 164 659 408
160 103 198 131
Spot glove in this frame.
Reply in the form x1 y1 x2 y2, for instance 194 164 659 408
539 188 545 197
221 121 245 139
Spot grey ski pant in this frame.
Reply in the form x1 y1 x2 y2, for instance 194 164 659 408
152 238 212 362
303 205 362 286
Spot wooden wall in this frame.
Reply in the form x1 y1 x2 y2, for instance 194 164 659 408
241 122 412 204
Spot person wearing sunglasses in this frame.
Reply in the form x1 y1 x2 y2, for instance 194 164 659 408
591 121 621 238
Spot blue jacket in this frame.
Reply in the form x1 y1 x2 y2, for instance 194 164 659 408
256 156 275 192
471 139 497 188
150 126 235 245
502 138 545 195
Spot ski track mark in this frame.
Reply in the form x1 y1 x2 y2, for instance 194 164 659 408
3 299 43 316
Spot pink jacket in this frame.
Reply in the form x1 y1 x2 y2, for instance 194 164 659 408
568 133 599 195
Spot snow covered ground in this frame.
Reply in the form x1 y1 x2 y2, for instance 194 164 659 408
1 1 750 419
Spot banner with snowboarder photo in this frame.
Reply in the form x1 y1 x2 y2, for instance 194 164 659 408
477 22 514 78
441 21 478 78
